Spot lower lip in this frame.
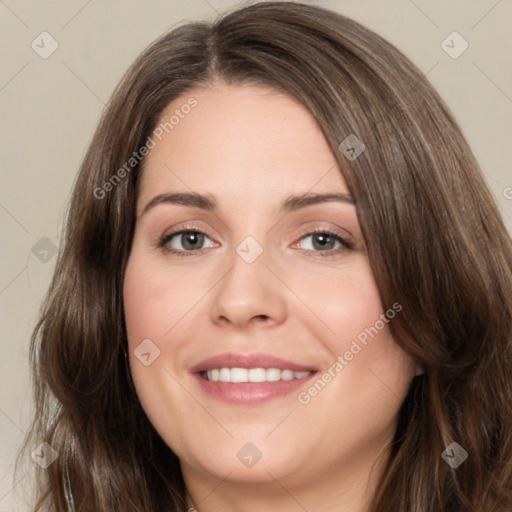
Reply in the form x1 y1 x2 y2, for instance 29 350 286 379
192 372 316 404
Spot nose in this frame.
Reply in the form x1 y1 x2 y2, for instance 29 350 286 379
210 240 287 330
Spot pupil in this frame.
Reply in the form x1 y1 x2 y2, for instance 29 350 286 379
313 234 334 250
183 232 203 250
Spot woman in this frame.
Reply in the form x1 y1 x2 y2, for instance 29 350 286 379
17 2 512 511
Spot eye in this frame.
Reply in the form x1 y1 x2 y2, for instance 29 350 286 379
294 228 353 257
157 226 353 258
158 227 215 256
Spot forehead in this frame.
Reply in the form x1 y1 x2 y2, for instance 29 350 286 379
138 83 349 209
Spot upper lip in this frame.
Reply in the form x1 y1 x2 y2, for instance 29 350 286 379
189 352 317 373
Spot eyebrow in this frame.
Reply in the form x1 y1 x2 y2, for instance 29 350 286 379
140 191 355 217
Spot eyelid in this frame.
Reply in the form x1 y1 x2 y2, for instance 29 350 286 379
287 221 353 244
159 221 215 240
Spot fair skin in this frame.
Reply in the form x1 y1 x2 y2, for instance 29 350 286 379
123 82 418 512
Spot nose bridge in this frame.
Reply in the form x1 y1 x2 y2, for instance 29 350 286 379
210 230 286 327
235 233 266 266
225 231 271 298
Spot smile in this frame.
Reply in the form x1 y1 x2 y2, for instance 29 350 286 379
190 352 318 404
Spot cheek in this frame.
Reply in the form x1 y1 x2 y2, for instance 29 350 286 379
123 253 202 343
123 260 163 343
303 258 388 352
122 254 201 440
298 257 412 409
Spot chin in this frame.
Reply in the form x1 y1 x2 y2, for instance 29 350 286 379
180 441 305 483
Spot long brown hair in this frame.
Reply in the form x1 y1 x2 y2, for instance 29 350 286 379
16 2 512 510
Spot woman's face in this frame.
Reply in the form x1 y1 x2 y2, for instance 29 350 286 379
123 82 417 498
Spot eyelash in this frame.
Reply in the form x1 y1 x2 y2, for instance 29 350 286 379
157 224 354 259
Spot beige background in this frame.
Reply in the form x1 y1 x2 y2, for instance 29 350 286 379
1 0 511 509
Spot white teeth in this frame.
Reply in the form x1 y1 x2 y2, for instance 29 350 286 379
248 368 267 382
266 368 281 382
230 368 248 383
219 368 231 382
202 367 313 382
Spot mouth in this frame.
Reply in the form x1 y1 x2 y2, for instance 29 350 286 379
189 352 318 404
